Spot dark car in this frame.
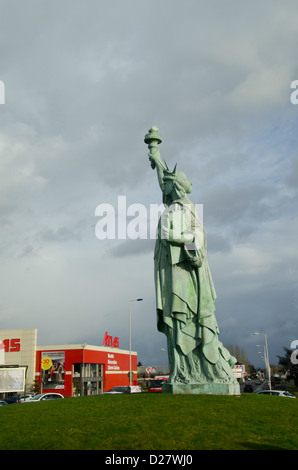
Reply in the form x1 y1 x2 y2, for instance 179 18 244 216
3 396 19 404
272 381 286 390
0 400 8 406
243 384 254 393
103 386 131 394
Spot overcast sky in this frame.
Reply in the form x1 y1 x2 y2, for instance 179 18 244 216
1 0 298 370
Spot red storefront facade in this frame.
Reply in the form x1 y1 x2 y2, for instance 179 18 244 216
35 343 138 397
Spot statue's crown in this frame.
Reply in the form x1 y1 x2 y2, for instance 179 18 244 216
163 162 192 194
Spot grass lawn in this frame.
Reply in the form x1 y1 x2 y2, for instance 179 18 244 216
0 393 297 450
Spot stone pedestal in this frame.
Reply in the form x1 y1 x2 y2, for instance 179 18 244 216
162 382 240 396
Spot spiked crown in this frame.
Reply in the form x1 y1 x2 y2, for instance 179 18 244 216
163 161 192 194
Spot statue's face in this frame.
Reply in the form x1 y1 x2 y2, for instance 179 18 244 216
163 179 174 197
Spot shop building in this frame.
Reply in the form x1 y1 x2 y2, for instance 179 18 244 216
0 329 138 397
36 343 138 396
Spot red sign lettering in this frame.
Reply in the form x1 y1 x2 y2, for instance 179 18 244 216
102 332 119 348
0 338 21 352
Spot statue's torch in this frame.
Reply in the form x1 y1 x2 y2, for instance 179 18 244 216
144 126 162 169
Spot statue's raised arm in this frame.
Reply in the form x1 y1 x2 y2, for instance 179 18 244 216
144 126 165 192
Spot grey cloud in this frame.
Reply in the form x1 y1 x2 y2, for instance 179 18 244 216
109 239 155 258
207 232 232 254
39 226 82 243
1 0 298 369
287 154 298 188
203 183 273 225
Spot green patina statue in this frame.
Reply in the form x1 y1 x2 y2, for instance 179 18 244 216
145 126 240 395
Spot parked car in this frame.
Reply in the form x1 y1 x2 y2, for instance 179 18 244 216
103 386 130 394
0 400 8 406
3 396 20 404
19 393 36 403
103 385 142 395
243 383 254 393
21 393 64 402
256 390 296 398
274 382 286 390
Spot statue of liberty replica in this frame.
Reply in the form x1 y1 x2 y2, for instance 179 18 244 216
145 126 240 395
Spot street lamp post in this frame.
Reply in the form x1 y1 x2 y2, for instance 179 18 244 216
161 348 165 374
254 333 271 390
256 345 266 361
257 346 266 378
129 298 143 387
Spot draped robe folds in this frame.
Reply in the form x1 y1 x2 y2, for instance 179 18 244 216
154 197 238 384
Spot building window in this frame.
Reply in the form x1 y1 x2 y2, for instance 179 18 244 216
72 363 103 396
72 363 103 378
73 363 81 377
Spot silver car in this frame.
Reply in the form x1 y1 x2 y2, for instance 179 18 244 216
21 393 64 402
19 393 36 402
256 390 296 398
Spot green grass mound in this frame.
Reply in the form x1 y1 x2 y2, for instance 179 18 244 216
0 393 297 450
